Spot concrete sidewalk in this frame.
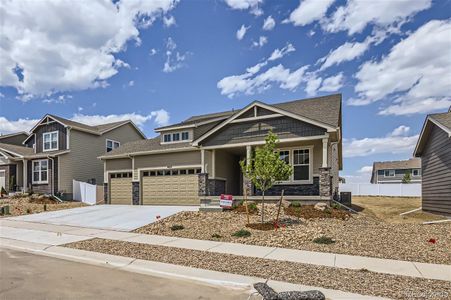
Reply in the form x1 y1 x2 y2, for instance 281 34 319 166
1 219 450 282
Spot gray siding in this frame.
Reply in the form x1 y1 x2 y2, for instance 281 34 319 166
0 134 28 146
134 151 201 170
25 122 67 152
27 158 58 195
421 124 451 216
375 169 422 183
202 117 326 147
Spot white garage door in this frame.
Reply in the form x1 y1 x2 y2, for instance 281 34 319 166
142 169 199 205
110 172 132 205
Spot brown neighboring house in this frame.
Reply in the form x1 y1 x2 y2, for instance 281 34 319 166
413 109 451 216
0 114 145 198
370 158 422 184
0 132 29 146
100 94 343 206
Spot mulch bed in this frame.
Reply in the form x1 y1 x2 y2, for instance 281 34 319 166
245 222 276 231
64 238 451 300
233 204 258 214
285 205 350 220
0 196 85 217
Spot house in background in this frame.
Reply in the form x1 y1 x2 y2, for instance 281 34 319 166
0 132 29 146
370 158 422 184
414 109 451 216
101 94 342 206
0 115 145 199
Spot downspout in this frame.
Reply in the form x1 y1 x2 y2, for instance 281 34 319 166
47 156 62 202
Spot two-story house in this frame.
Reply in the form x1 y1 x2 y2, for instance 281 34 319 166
100 94 343 206
0 115 145 199
370 158 422 184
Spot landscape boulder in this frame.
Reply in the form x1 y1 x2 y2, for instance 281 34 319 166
314 203 327 211
253 282 325 300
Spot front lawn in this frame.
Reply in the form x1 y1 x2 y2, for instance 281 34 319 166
135 202 451 264
0 194 86 217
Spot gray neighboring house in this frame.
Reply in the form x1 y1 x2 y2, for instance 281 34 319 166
100 94 343 206
0 114 145 198
0 132 29 146
413 109 451 216
370 158 422 184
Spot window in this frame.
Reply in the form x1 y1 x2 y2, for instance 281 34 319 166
412 169 421 176
32 160 48 184
163 134 171 143
384 170 395 177
106 139 120 152
293 149 310 181
43 131 58 151
182 132 189 140
279 151 290 164
172 133 180 141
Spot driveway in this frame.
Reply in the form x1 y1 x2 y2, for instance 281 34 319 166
7 205 198 231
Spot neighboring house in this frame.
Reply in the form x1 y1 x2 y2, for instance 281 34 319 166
0 132 29 146
100 94 343 206
370 158 422 184
0 115 145 198
413 109 451 216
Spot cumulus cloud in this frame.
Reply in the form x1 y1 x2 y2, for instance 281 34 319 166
149 48 157 56
323 0 431 35
350 20 451 115
285 0 335 26
262 16 276 31
268 43 295 61
236 24 250 40
163 37 189 73
318 38 372 70
163 15 176 27
318 73 344 92
252 36 268 48
358 166 373 174
343 127 419 158
0 0 178 100
0 117 38 135
225 0 263 16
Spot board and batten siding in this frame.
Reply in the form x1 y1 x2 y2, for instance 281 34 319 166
58 123 144 195
25 122 67 152
421 124 451 216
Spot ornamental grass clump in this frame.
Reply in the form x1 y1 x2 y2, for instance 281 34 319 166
313 236 335 245
170 224 184 231
232 229 251 238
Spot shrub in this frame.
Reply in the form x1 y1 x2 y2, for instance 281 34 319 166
26 208 32 214
44 204 47 211
313 236 335 245
290 201 301 208
232 229 251 238
248 202 258 211
170 224 184 231
211 233 222 238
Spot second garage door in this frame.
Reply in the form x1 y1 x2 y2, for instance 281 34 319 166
110 172 132 205
142 173 199 205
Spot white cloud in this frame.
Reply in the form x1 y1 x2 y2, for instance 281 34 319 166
318 38 371 70
163 37 188 73
343 127 419 158
318 73 344 92
77 106 83 112
72 110 170 128
127 80 135 87
324 0 431 35
163 15 176 27
286 0 335 26
304 76 322 96
0 117 38 134
0 92 4 98
350 20 451 115
358 166 373 174
262 16 276 31
252 36 268 48
42 94 72 104
224 0 263 16
0 0 178 100
268 43 295 61
149 48 157 56
236 24 250 40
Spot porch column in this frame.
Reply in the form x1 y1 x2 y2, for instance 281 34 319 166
22 159 27 192
243 145 253 196
322 137 328 168
201 149 205 173
211 149 216 178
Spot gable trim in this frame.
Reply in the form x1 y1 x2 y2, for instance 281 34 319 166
192 101 336 146
0 147 24 158
414 116 451 156
155 116 230 132
23 114 68 143
99 121 146 139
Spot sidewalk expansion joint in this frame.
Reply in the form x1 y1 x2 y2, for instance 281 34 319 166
205 243 224 251
262 247 278 258
412 262 424 278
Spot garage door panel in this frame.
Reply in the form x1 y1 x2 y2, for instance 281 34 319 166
110 178 132 205
142 175 199 205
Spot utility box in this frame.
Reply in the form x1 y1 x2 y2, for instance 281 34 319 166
340 192 352 207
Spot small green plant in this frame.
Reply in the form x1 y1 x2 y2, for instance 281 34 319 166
211 233 222 238
290 201 301 208
232 229 251 238
313 236 335 245
170 224 184 231
248 202 258 211
26 208 32 214
402 172 412 183
331 203 340 209
43 204 47 211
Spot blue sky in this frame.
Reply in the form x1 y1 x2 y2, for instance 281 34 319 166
0 0 450 182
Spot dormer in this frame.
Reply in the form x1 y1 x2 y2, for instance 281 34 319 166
23 115 68 153
160 129 193 144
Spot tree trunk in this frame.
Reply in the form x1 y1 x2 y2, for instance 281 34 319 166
261 191 265 224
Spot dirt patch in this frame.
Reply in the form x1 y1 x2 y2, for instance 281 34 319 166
285 205 350 220
245 222 275 231
65 238 451 300
233 204 258 214
0 195 86 217
134 203 451 264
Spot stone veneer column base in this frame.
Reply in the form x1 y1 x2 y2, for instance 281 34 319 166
198 173 208 196
103 183 108 204
132 182 140 205
319 167 332 199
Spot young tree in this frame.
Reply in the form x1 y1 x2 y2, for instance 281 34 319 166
402 171 412 183
240 131 292 223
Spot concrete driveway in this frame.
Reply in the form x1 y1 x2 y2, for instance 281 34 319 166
7 205 198 232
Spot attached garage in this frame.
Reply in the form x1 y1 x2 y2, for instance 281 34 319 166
109 172 132 205
141 168 200 205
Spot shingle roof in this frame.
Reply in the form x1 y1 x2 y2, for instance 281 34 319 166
48 115 130 135
100 137 195 158
430 111 451 132
0 143 35 157
0 132 29 139
156 94 341 130
373 158 421 170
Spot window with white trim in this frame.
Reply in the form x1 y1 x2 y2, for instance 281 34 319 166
181 131 189 140
412 169 421 176
173 133 180 141
43 131 58 151
162 131 191 143
32 160 48 184
384 170 395 177
278 148 311 183
106 139 120 152
279 151 290 164
163 134 171 143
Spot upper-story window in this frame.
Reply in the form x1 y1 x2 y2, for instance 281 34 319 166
43 131 58 151
162 131 190 143
106 139 120 152
173 133 180 141
384 170 395 177
163 134 171 143
181 131 189 140
412 169 421 176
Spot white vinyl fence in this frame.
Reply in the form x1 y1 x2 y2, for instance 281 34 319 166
73 180 101 205
339 183 421 197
